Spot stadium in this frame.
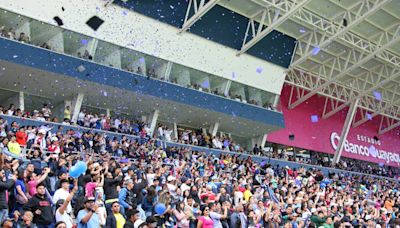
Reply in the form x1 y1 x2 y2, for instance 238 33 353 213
0 0 399 227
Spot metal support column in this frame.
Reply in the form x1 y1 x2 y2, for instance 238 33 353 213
332 98 359 164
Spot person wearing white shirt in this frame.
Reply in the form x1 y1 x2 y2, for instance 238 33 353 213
53 179 72 214
164 128 172 142
55 182 77 228
180 177 191 195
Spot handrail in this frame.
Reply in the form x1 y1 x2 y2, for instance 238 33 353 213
1 114 398 182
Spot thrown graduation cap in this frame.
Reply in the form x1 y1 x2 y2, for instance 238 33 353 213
53 16 64 26
86 16 104 31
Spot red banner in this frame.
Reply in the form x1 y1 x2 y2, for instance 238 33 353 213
267 85 400 167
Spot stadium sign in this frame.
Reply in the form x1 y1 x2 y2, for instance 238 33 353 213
330 132 400 165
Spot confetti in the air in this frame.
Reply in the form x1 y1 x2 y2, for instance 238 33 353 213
311 115 319 123
373 91 382 101
81 39 88 45
312 46 320 55
369 145 377 157
103 91 108 97
256 67 263 74
12 55 18 59
366 113 372 120
86 16 104 31
231 72 237 79
77 65 86 72
53 16 64 26
299 28 306 33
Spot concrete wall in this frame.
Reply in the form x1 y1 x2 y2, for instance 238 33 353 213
0 0 287 95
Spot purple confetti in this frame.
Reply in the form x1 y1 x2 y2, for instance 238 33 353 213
256 67 263 74
122 11 128 16
139 57 145 63
299 28 306 33
311 115 319 123
200 80 209 88
373 91 382 101
312 47 320 55
103 91 108 96
366 113 372 120
368 145 377 157
231 72 237 79
81 39 88 45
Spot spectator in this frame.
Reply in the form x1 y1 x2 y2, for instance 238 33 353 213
22 182 54 227
55 182 77 228
7 136 21 157
106 201 126 228
77 197 101 228
0 169 16 223
63 106 71 121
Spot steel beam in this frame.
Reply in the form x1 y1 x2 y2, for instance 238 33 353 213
238 0 311 55
179 0 220 33
290 0 392 68
379 120 400 135
288 26 400 109
332 98 359 164
322 67 400 119
353 98 400 127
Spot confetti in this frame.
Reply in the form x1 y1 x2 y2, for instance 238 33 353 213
231 72 237 79
86 16 104 31
368 145 377 157
61 7 65 11
77 65 86 72
256 67 263 74
122 11 128 16
366 113 372 120
12 55 18 58
299 28 306 33
81 39 88 45
311 115 319 123
373 91 381 101
311 46 320 55
53 16 64 26
201 80 209 88
103 91 108 97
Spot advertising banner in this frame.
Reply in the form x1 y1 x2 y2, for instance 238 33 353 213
267 85 400 167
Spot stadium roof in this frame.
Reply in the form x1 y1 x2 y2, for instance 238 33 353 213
179 0 400 134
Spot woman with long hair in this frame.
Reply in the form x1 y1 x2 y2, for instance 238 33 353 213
196 206 213 228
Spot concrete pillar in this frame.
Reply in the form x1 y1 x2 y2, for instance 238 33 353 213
47 32 64 53
332 99 360 164
224 80 232 96
164 62 173 81
71 93 84 124
209 122 219 137
106 109 110 117
273 94 280 108
149 110 160 137
201 128 207 135
173 122 178 140
18 92 24 112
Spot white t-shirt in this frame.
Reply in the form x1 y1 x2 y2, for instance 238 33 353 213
53 188 72 213
56 208 73 228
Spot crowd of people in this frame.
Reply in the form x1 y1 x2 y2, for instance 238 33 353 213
0 112 399 228
0 102 399 180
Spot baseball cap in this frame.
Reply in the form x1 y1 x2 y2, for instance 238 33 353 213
84 197 95 203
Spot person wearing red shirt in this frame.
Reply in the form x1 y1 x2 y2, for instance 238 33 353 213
15 127 27 146
200 185 216 203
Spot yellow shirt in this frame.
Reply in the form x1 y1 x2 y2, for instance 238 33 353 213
244 189 253 202
7 142 21 156
64 109 71 120
114 213 125 228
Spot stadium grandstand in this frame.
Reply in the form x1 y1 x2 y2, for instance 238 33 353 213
0 0 399 227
